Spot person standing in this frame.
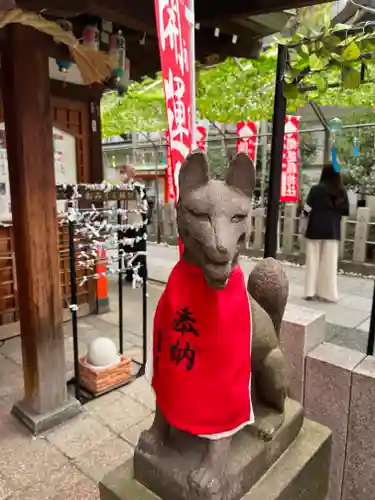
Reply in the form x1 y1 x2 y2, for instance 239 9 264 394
303 164 349 302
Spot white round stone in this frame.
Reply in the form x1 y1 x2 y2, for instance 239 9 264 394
87 337 120 367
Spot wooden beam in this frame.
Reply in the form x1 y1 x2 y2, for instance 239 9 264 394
88 0 155 34
16 0 156 34
195 0 330 22
15 0 90 17
198 20 259 41
125 28 262 79
50 79 103 102
1 24 79 429
15 0 328 34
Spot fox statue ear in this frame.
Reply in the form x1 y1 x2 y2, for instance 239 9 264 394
225 152 256 198
178 150 209 199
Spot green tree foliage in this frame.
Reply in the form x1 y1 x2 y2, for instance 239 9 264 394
101 81 166 137
335 112 375 195
101 4 375 137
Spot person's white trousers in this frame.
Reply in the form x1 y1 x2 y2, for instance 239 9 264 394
304 239 339 302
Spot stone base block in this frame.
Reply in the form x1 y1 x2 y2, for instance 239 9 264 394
12 396 81 435
134 399 304 500
99 417 331 500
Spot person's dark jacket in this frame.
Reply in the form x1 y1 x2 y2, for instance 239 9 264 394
303 182 349 240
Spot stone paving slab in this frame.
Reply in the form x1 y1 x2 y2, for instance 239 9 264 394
0 361 156 499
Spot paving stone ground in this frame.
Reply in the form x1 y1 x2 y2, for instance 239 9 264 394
0 312 155 500
0 242 373 498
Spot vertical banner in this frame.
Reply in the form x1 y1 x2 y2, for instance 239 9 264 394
196 124 207 152
280 116 300 203
155 0 192 203
164 130 175 202
236 121 258 162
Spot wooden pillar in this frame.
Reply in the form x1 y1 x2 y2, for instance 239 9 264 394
2 25 80 432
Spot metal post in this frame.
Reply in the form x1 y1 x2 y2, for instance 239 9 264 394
68 203 80 401
260 119 268 208
154 146 161 244
117 201 124 354
367 279 375 355
141 253 148 375
323 129 331 164
309 101 331 165
264 44 287 259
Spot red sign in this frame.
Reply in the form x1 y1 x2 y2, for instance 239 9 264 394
280 116 300 203
155 0 192 202
236 121 257 161
196 124 207 152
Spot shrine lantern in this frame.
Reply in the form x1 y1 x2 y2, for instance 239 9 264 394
109 30 126 81
55 20 73 72
82 24 100 51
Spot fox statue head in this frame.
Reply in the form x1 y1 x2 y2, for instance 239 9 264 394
177 150 255 290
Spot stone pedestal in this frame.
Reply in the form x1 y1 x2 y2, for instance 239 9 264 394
99 399 332 500
342 356 375 500
280 304 326 403
304 343 365 500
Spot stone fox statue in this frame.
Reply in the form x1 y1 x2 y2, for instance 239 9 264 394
139 150 289 497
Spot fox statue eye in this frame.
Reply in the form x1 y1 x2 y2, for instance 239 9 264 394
232 214 246 223
187 207 209 220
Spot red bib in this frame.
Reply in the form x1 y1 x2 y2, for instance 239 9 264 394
151 259 253 436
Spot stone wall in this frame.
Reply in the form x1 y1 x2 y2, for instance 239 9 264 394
280 304 375 500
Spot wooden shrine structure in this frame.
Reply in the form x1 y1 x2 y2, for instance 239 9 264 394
0 0 327 432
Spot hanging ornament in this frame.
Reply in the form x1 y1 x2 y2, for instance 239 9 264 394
140 32 146 45
331 146 340 172
109 30 126 81
329 118 343 172
329 117 343 133
353 136 359 158
55 20 73 73
82 24 100 51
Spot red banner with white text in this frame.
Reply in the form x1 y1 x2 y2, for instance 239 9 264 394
280 116 300 203
236 121 257 162
155 0 192 203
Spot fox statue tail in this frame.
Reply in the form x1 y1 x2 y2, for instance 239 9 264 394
247 257 289 337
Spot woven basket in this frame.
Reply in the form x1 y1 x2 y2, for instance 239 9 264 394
79 355 132 395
